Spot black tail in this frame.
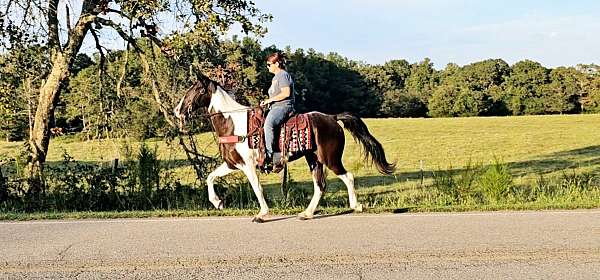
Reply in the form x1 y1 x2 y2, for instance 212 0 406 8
335 113 396 175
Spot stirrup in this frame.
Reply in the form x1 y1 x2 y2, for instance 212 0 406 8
271 153 285 173
272 162 285 174
259 154 273 173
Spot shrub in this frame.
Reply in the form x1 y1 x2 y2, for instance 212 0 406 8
431 161 483 204
477 159 513 203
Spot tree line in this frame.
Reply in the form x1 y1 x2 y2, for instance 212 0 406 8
3 39 599 142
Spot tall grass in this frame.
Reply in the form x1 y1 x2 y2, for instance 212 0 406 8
1 156 599 215
347 161 600 211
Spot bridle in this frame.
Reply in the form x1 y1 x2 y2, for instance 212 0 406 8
203 107 255 119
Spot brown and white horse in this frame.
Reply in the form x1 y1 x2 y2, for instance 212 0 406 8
174 74 395 222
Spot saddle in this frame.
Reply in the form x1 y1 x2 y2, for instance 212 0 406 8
247 107 314 167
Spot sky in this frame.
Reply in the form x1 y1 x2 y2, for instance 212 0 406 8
243 0 600 69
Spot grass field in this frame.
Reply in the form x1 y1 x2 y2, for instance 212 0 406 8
2 114 598 185
1 114 600 218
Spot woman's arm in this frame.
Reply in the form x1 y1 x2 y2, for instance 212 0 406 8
261 87 290 105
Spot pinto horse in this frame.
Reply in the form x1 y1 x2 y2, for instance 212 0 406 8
174 74 395 222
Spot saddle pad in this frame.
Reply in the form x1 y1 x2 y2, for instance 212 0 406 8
247 107 264 149
279 113 313 154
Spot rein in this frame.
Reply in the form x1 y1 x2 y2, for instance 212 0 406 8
197 106 266 144
200 106 263 119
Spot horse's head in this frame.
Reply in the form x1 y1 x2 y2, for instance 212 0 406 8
174 75 217 120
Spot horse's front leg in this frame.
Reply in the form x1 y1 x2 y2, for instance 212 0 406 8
207 162 238 210
240 164 269 223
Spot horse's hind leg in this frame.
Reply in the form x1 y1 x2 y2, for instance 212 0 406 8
311 112 363 213
337 172 363 212
327 158 363 212
298 153 325 220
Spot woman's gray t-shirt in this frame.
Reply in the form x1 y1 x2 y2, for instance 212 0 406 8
268 70 295 107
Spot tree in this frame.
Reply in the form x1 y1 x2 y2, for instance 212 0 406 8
0 88 28 141
382 59 412 89
429 82 490 118
284 49 376 116
460 59 511 92
584 76 600 112
502 60 549 115
429 59 509 117
1 0 270 189
356 64 396 93
578 64 600 112
0 46 50 141
405 58 438 106
457 59 510 116
543 67 582 114
381 89 427 117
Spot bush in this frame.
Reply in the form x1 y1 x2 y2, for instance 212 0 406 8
477 160 513 203
431 161 483 204
0 143 216 212
431 160 514 205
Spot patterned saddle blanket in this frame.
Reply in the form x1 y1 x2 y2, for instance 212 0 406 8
278 113 313 155
247 107 313 165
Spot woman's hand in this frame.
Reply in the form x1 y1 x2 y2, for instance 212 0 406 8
260 99 272 107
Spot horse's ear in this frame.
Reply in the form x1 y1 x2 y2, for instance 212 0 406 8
203 78 217 95
185 81 201 97
198 73 212 84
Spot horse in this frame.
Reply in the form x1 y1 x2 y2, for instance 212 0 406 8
173 74 396 223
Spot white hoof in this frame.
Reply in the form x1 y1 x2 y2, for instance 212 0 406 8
211 199 223 210
352 203 364 213
297 212 314 220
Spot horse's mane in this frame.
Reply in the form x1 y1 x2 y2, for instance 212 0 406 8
206 78 248 113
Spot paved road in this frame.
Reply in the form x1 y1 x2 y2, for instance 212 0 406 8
1 210 599 279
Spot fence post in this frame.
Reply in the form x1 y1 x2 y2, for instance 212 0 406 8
112 158 119 174
420 160 424 186
0 168 7 203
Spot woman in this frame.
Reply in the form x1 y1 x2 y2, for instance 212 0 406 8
260 52 296 172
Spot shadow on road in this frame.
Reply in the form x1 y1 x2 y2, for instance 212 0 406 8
312 210 355 220
261 216 297 223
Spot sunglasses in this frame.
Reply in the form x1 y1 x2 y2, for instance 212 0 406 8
266 62 275 68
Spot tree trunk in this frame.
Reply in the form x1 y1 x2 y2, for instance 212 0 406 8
27 53 69 190
26 0 99 191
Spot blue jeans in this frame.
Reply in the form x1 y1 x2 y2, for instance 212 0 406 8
264 104 294 156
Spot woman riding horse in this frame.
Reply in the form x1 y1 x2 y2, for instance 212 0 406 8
260 52 295 172
173 70 396 223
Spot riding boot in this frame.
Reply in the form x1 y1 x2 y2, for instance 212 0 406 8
262 152 273 173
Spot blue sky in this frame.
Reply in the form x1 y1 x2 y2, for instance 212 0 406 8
246 0 600 68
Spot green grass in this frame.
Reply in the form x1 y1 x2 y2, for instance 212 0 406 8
1 114 600 219
2 201 600 221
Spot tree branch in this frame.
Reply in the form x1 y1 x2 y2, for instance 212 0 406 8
116 42 129 98
65 3 72 34
138 50 178 128
89 25 105 71
94 17 141 51
62 0 101 58
3 0 14 18
93 18 178 128
106 8 132 20
47 0 60 54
